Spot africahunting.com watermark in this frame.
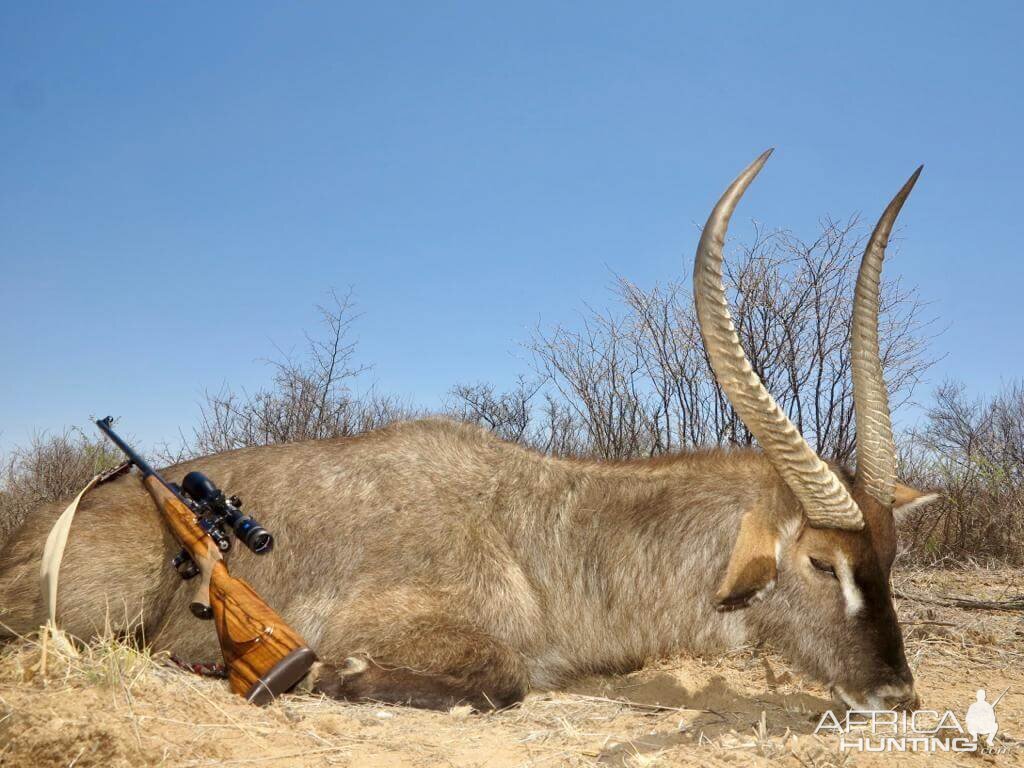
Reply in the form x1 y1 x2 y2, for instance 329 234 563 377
814 688 1007 753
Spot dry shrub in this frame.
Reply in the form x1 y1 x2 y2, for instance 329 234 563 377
191 290 416 454
899 380 1024 565
445 377 587 455
453 219 935 461
0 429 121 547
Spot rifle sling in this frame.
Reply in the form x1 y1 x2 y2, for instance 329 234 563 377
40 461 132 626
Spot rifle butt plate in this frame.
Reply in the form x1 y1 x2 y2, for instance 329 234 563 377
244 647 318 705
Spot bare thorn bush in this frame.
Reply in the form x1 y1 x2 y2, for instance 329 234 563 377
192 290 415 453
900 380 1024 564
0 429 122 545
516 219 936 460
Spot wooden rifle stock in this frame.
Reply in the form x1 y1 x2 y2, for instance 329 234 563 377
143 476 316 704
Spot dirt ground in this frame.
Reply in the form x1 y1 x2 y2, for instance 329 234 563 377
1 567 1022 768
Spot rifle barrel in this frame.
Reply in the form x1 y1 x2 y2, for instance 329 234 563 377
95 416 158 479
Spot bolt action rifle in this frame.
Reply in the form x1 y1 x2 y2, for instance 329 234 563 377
95 417 316 704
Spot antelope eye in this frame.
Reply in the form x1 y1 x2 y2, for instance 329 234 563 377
809 557 837 578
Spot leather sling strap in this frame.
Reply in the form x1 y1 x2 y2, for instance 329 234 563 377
40 461 131 626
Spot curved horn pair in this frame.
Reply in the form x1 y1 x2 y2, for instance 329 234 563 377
693 151 921 528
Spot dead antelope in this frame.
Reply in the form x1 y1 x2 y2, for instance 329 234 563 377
0 151 936 711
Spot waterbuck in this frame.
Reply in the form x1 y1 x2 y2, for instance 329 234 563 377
0 151 936 711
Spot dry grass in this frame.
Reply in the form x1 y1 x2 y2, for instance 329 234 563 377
2 567 1022 768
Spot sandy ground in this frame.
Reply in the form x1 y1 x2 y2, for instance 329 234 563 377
1 567 1022 767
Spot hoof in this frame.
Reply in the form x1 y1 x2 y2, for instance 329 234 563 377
340 655 369 676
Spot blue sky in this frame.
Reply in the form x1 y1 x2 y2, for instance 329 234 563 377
1 2 1022 453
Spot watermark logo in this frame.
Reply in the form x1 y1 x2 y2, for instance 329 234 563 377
814 687 1006 753
965 688 999 747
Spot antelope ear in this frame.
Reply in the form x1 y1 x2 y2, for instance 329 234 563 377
715 511 779 612
892 483 940 523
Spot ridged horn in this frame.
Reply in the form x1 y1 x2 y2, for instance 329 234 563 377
852 167 923 506
693 151 863 530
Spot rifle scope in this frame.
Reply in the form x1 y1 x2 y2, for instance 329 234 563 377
182 471 274 555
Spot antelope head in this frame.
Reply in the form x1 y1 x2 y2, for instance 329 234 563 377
693 151 938 711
